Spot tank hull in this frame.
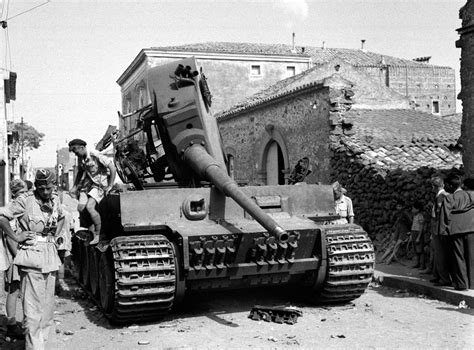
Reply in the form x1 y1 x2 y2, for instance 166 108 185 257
72 184 375 324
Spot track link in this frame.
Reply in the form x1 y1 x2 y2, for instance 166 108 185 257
109 235 178 323
319 225 375 302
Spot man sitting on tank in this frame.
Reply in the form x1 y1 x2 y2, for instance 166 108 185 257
68 138 116 245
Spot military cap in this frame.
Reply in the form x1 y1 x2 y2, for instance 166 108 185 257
35 168 56 186
68 138 87 147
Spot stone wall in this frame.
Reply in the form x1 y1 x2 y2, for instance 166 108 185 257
330 147 457 240
218 86 333 185
457 1 474 177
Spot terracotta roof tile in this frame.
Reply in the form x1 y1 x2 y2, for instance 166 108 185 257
338 109 462 171
152 42 451 68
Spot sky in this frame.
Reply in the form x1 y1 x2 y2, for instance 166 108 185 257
0 0 467 167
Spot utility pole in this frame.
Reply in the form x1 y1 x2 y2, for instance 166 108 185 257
0 0 11 204
21 116 24 179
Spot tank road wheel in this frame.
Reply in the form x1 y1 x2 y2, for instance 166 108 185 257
108 235 180 324
98 251 115 314
311 225 375 303
80 243 90 289
88 247 100 298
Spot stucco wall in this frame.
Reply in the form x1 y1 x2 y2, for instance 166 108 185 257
218 87 333 185
146 56 309 113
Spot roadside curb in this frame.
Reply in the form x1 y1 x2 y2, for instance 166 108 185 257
374 268 474 308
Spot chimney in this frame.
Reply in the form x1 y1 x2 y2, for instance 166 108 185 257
360 39 366 51
291 32 296 53
322 41 326 49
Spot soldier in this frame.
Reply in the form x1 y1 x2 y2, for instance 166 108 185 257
0 169 67 350
68 138 116 245
332 181 354 224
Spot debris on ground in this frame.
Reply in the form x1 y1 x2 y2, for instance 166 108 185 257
138 340 150 345
458 300 468 309
267 336 278 342
330 334 346 339
249 305 303 325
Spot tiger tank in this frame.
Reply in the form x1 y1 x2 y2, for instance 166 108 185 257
71 57 375 324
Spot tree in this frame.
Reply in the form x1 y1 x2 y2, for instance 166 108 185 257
7 120 45 154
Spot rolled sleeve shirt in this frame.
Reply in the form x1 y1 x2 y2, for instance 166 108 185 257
79 150 112 189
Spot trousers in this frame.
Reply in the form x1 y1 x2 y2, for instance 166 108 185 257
433 235 451 283
449 233 474 290
21 269 56 350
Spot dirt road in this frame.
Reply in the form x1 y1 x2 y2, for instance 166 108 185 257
1 280 472 350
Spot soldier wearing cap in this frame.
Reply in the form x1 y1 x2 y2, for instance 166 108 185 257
0 169 68 350
68 138 116 245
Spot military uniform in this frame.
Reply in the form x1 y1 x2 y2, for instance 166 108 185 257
0 190 65 350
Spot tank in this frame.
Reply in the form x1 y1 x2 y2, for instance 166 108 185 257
71 57 375 324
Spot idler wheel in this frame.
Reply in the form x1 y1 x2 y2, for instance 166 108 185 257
88 248 100 298
98 252 115 313
80 242 90 289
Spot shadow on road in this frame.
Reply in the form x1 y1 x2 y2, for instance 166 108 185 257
57 280 338 329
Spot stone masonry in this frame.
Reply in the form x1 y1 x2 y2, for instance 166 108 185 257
457 0 474 177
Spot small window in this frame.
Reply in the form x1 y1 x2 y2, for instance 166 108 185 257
250 65 261 76
286 66 296 77
432 101 440 114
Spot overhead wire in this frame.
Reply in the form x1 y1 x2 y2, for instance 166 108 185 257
7 0 50 21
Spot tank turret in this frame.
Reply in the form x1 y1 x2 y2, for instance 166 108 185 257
147 58 288 243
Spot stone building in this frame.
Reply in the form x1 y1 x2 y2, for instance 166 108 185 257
217 65 462 238
457 0 474 177
117 42 456 117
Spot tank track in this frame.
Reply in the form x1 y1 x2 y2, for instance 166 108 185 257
74 234 178 324
318 225 375 302
107 235 178 323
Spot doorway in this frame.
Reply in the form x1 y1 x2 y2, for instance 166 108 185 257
266 141 285 185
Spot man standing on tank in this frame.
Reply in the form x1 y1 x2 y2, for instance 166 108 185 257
68 138 116 245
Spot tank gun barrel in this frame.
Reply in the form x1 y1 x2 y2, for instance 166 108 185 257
184 145 289 243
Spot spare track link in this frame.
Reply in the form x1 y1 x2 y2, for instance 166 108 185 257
320 225 375 302
109 235 177 323
249 305 303 325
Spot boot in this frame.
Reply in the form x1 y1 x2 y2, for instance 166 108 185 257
6 324 25 340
